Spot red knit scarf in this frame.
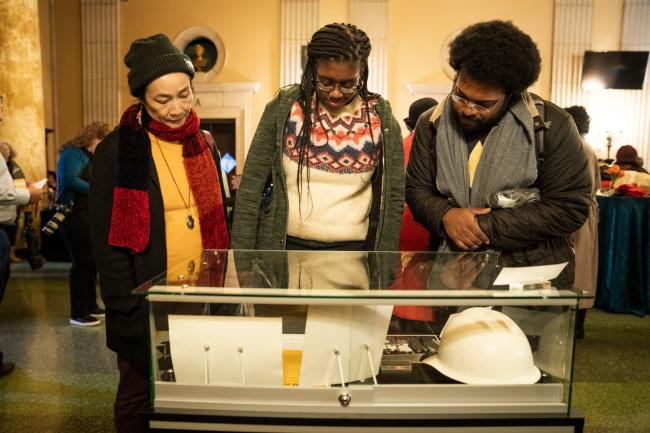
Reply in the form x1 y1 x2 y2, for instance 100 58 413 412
109 104 229 253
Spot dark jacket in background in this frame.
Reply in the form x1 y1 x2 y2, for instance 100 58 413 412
406 96 592 289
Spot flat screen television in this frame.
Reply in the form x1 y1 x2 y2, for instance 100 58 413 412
581 51 649 89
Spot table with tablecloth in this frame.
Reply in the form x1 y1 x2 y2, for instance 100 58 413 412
595 196 650 316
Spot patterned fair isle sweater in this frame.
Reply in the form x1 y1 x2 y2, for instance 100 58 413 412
283 95 381 242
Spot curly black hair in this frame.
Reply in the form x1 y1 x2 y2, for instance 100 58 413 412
449 20 541 94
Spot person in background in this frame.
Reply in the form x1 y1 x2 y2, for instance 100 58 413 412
0 140 28 246
57 122 110 327
565 105 599 338
615 144 648 173
0 141 26 181
90 34 229 433
400 97 437 251
232 23 403 252
0 139 45 271
0 93 43 378
612 144 650 191
45 170 57 209
406 20 591 290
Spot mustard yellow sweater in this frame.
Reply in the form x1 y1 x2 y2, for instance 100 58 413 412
150 133 202 274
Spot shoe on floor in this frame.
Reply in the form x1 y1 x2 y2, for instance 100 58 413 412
70 315 101 327
0 362 15 378
89 307 105 319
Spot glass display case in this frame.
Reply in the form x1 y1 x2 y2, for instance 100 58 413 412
135 250 589 432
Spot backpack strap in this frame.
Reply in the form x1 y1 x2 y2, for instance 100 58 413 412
426 100 444 162
428 97 446 125
523 92 549 186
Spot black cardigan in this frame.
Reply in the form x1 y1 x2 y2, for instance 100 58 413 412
90 129 168 373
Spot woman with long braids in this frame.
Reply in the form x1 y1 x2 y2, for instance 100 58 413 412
232 23 403 252
89 34 229 432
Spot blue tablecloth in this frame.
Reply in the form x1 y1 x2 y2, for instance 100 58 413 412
595 196 650 316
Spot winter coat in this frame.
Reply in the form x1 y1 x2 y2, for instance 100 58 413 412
406 96 592 289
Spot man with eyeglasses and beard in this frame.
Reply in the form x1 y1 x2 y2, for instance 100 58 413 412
406 20 592 290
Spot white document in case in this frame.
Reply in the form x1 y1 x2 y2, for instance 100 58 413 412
493 262 568 286
299 305 393 387
168 315 283 386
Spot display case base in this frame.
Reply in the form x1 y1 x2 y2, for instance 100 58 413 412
147 410 584 433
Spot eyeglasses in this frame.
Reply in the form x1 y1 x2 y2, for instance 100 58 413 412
314 79 360 95
450 86 503 114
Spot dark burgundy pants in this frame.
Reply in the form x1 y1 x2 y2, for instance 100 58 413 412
115 356 150 433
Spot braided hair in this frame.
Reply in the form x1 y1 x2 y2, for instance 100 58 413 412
296 23 373 197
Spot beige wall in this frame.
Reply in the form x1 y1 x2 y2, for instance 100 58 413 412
38 0 56 170
52 0 82 150
388 0 555 136
319 0 349 26
40 0 630 159
592 0 624 50
119 0 281 131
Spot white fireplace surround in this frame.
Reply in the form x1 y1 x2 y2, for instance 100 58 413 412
192 82 260 174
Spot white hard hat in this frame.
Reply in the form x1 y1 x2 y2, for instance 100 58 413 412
423 307 541 384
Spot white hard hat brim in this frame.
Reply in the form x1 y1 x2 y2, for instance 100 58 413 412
423 354 541 385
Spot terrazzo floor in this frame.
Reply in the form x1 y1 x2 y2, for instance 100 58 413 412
0 263 115 433
0 262 649 433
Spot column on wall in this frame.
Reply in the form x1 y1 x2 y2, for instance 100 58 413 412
551 0 594 107
0 0 46 180
349 0 387 97
280 0 319 88
620 0 650 163
81 0 119 127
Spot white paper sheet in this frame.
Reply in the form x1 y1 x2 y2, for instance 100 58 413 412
493 262 568 286
299 305 392 387
33 178 47 189
168 315 283 386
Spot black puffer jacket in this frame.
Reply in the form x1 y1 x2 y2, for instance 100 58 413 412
406 96 591 289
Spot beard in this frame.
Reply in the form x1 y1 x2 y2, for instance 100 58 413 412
454 111 495 135
453 96 510 136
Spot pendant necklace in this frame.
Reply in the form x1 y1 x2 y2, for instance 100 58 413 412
153 136 195 230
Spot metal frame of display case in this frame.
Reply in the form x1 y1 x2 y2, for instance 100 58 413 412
147 410 584 432
136 250 588 433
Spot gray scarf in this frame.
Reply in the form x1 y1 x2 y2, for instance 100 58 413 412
436 94 538 208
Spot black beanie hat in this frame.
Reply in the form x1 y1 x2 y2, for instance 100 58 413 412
124 33 195 97
404 97 438 130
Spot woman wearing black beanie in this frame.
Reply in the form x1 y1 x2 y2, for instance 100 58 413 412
90 33 229 433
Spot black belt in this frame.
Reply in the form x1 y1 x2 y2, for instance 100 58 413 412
0 223 14 231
